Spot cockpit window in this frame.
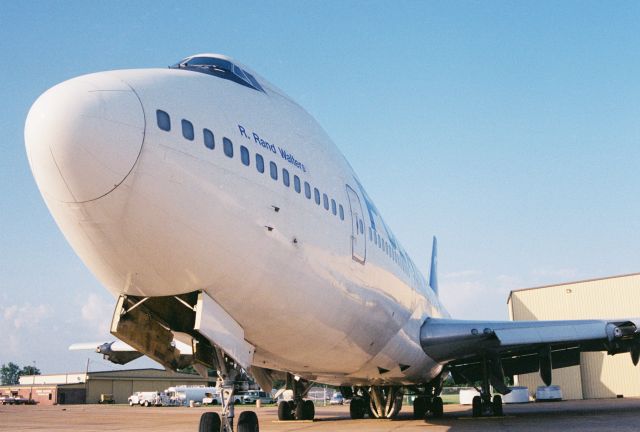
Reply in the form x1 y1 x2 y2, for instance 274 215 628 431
170 56 265 93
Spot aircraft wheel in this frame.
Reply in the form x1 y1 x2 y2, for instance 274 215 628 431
277 400 292 420
492 395 503 416
431 397 444 418
237 410 259 432
413 396 426 419
349 397 366 419
294 401 305 420
199 412 221 432
302 400 315 420
471 396 482 417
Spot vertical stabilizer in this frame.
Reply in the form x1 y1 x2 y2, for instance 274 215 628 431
429 236 438 295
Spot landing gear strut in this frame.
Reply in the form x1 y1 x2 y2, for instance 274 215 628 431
198 348 259 432
277 373 315 421
345 386 403 419
470 353 505 417
368 385 403 419
414 374 446 420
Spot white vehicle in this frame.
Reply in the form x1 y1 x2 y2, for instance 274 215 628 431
242 390 274 405
128 391 163 407
165 386 219 406
202 392 222 406
28 53 640 431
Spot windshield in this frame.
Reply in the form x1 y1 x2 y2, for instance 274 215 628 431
170 56 265 93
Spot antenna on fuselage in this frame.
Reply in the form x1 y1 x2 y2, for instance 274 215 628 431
429 236 438 295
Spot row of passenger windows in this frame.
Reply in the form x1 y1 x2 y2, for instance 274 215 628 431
156 110 346 221
368 226 414 276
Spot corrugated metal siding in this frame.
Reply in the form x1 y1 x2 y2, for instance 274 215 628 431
516 366 583 400
509 273 640 399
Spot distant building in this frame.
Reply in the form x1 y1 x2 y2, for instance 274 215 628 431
508 273 640 400
0 368 207 405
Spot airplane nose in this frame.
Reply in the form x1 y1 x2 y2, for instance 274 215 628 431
25 74 145 203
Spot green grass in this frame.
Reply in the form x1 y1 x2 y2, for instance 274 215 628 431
440 394 460 405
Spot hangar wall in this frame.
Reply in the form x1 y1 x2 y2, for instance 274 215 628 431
5 368 208 404
84 369 208 403
508 273 640 399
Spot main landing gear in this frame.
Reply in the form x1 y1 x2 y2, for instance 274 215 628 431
469 352 506 418
412 374 446 420
277 373 315 421
413 395 444 419
346 386 403 419
198 348 259 432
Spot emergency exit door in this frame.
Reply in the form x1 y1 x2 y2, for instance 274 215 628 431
346 185 366 264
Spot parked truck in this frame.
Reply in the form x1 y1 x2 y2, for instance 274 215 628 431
164 386 221 406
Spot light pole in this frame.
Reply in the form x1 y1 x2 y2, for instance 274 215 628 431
29 361 36 403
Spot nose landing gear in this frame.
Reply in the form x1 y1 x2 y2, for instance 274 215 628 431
198 348 260 432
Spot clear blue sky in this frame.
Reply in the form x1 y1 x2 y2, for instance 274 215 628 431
1 1 639 373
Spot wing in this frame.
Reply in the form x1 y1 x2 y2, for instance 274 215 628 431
420 317 640 394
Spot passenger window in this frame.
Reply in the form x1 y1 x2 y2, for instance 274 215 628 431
294 175 301 193
339 205 344 220
223 137 233 158
314 188 320 205
331 199 337 215
240 146 250 166
270 162 278 180
304 182 311 199
282 169 290 187
323 193 329 210
156 110 171 131
182 119 194 140
203 128 215 149
256 154 264 173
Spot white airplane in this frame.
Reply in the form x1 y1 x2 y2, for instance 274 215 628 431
25 53 640 432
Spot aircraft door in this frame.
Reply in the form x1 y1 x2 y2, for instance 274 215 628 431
346 185 366 264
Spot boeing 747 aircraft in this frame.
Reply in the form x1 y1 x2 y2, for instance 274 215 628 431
25 54 640 432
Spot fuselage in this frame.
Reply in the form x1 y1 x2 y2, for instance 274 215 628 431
25 54 449 386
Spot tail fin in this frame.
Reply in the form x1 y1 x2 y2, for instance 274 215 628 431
429 236 438 295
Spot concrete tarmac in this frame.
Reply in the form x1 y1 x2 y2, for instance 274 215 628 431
2 398 640 431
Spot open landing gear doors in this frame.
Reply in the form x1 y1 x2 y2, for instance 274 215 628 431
108 291 261 431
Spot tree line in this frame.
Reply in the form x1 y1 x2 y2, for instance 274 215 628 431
1 362 41 385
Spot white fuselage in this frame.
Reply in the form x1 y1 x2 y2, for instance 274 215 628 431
25 56 449 386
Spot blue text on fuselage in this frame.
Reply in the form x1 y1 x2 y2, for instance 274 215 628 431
238 124 307 173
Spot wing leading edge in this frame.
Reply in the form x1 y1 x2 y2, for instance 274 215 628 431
420 317 640 393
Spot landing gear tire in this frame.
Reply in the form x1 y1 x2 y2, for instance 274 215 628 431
199 412 221 432
302 400 315 420
492 395 503 417
278 401 292 421
237 411 259 432
349 397 366 419
413 396 427 419
431 396 444 418
471 396 482 418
